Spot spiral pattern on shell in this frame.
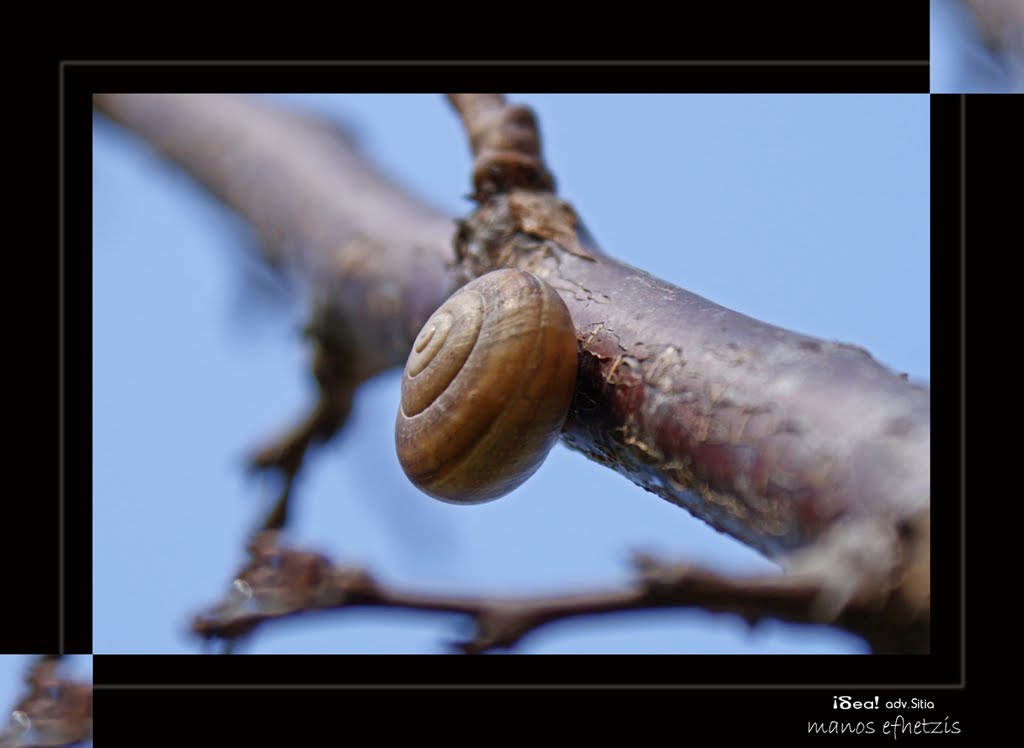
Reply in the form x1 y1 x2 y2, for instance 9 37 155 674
395 269 578 503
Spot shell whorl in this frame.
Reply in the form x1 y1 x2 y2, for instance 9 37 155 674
395 269 578 503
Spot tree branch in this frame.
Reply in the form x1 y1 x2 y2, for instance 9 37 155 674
193 529 926 654
93 93 930 652
964 0 1024 86
0 657 92 748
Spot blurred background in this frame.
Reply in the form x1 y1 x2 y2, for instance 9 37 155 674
0 655 92 748
932 0 1024 92
93 94 929 654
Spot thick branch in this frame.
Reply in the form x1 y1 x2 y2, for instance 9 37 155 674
455 191 930 557
94 93 458 383
93 93 458 530
446 96 928 560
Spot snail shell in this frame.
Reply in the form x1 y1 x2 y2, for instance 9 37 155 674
395 269 578 503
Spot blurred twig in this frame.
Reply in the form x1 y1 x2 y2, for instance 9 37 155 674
0 657 91 748
193 527 928 654
964 0 1024 87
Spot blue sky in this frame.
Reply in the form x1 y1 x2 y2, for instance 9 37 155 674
0 656 92 747
92 94 928 655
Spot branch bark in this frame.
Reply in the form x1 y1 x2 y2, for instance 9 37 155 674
93 93 930 652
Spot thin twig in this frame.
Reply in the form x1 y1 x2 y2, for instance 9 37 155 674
248 308 359 530
447 93 555 200
192 530 926 654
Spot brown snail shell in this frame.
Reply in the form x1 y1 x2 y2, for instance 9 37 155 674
395 269 578 503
